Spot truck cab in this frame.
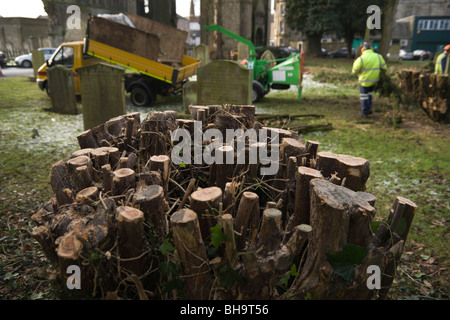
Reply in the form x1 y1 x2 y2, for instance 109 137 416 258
36 41 101 95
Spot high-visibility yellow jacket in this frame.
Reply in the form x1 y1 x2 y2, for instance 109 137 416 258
435 52 448 75
352 49 387 87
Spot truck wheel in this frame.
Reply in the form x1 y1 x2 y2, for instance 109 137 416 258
252 81 264 103
131 87 152 107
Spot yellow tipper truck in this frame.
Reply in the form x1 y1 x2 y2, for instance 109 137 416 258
37 14 201 106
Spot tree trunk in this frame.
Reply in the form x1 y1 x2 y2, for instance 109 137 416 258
306 33 324 58
379 0 399 60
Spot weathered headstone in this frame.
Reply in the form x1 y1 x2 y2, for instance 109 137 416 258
47 65 78 115
77 63 126 130
197 60 252 106
238 42 250 61
389 44 400 61
194 44 210 67
31 50 45 78
182 81 197 113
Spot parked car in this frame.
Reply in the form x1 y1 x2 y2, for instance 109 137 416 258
399 49 414 60
328 47 355 58
0 51 7 68
15 47 57 68
413 49 433 60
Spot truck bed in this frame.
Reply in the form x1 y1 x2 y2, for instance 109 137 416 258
85 15 200 85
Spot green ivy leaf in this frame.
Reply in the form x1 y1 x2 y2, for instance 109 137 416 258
210 223 227 249
327 244 366 282
277 272 290 289
290 264 300 277
162 278 184 295
159 239 176 256
277 264 299 290
160 261 179 277
218 265 243 289
371 220 381 233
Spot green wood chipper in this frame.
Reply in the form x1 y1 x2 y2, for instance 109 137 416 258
203 24 305 103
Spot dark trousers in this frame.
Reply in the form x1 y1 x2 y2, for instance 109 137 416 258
360 85 375 115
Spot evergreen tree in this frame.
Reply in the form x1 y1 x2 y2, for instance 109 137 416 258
285 0 341 57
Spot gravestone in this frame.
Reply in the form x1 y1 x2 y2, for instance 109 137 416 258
389 44 400 61
31 50 45 78
238 42 250 61
194 44 210 67
197 60 252 106
47 65 78 115
77 63 126 130
182 81 197 113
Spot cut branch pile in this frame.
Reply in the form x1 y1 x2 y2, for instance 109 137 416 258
255 113 333 133
32 104 416 300
399 71 449 123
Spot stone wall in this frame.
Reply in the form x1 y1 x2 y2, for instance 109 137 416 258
0 17 52 58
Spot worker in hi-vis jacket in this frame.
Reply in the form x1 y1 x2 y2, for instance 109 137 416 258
352 42 387 117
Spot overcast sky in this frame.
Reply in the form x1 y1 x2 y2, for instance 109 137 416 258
0 0 197 18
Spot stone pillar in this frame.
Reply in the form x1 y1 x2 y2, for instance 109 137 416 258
77 63 126 130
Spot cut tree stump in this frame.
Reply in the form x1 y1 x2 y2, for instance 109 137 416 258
190 187 223 240
257 208 282 254
117 206 145 276
149 155 171 185
170 208 212 300
316 151 370 191
286 166 323 233
75 186 99 205
50 160 75 206
33 107 416 300
133 184 167 239
234 191 259 250
112 168 136 196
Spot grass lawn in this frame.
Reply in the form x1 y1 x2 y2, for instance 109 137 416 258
0 58 448 300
